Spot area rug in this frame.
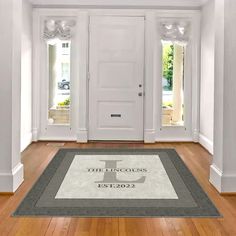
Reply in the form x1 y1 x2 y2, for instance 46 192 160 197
13 149 221 217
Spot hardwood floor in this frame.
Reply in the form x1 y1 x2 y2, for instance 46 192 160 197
1 142 236 236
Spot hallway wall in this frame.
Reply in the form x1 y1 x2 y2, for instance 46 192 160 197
199 0 215 154
0 0 24 192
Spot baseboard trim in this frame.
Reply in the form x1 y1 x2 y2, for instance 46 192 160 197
77 128 88 143
199 133 213 155
39 137 76 141
0 163 24 193
156 137 193 142
209 164 222 192
144 129 155 143
221 174 236 193
32 128 39 141
193 129 199 142
21 131 33 152
210 164 236 193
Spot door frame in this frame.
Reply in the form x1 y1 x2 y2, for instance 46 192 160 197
32 8 200 143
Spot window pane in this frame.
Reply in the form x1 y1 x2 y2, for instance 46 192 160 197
162 41 185 126
48 40 71 125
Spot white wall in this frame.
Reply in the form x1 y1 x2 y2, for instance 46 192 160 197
0 0 24 192
21 0 33 152
210 0 236 193
199 0 215 154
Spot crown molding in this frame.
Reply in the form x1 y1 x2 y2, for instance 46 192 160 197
29 0 208 8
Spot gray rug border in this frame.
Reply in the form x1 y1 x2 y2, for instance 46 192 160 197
13 148 221 217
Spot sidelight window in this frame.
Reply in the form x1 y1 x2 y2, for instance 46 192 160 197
43 19 75 126
160 21 189 127
47 40 71 125
162 41 185 126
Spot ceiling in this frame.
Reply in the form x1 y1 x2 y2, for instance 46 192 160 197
29 0 209 8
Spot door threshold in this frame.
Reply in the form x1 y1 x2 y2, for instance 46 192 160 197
89 140 144 144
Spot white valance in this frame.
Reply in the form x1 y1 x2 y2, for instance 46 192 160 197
43 19 76 40
160 21 190 43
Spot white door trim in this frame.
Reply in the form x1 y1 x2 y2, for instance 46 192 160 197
144 12 156 143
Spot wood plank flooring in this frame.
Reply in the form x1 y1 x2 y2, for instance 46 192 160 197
0 142 236 236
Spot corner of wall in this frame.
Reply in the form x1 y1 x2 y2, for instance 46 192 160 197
0 163 24 192
21 131 33 152
209 163 222 192
199 133 213 154
210 163 236 193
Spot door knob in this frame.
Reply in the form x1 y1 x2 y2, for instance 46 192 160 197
138 92 142 97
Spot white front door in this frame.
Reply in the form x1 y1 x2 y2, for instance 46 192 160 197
89 16 144 140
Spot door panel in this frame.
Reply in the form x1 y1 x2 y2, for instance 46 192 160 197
89 16 144 140
98 101 136 128
98 62 135 88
